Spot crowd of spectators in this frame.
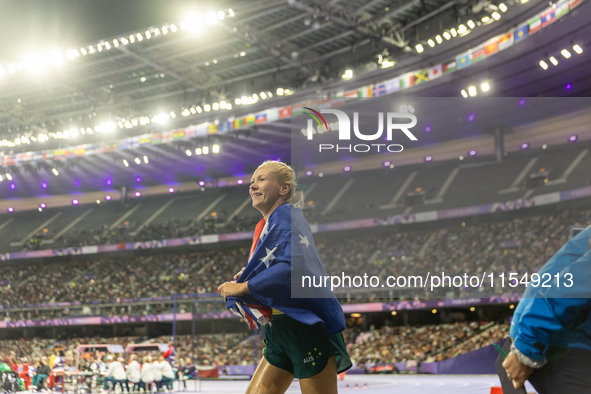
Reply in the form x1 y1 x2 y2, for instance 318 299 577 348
43 215 260 250
0 322 506 370
1 207 589 310
347 321 500 365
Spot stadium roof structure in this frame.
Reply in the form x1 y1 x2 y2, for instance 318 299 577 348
0 0 589 198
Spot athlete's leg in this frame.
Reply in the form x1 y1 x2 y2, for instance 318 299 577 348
246 357 294 394
298 356 338 394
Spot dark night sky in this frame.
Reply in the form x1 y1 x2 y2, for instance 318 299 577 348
0 0 237 62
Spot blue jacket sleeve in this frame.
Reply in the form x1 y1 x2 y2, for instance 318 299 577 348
510 227 591 362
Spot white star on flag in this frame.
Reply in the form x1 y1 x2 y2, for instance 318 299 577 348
299 234 311 249
259 222 276 242
260 246 278 267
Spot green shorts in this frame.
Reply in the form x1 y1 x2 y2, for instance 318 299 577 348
263 314 352 379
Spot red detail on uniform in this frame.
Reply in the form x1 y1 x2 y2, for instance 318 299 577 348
250 219 266 259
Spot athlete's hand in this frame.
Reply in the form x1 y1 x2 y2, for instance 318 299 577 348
218 281 249 298
502 351 533 390
233 267 246 282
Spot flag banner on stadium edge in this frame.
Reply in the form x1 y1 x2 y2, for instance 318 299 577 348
513 23 529 43
456 52 471 69
207 124 218 134
568 0 583 9
484 38 499 56
527 15 542 34
443 61 456 73
151 134 162 145
428 64 443 80
413 69 429 85
400 72 414 89
555 0 570 18
470 46 486 63
540 6 556 27
279 107 291 118
497 31 514 51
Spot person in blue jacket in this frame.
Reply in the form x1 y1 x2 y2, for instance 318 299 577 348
504 225 591 393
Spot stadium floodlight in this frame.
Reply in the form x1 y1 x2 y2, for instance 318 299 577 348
539 60 548 70
80 47 87 55
342 69 353 79
467 20 475 29
217 11 225 20
199 181 205 186
561 49 571 58
569 135 577 142
435 35 443 44
343 166 351 172
220 101 227 109
170 24 177 32
415 44 424 53
7 207 13 212
573 44 583 54
181 109 190 116
427 39 435 47
136 33 143 41
104 41 111 50
145 30 151 39
237 179 243 185
382 161 391 167
443 31 451 40
105 195 112 201
235 98 241 105
162 26 169 35
212 144 220 153
450 28 457 37
424 156 433 162
113 39 119 48
5 173 12 181
492 12 501 20
499 3 507 12
196 106 203 113
135 192 141 197
277 88 284 96
186 149 192 156
40 203 47 208
482 16 490 23
260 92 267 99
135 158 141 164
468 150 477 157
549 56 558 66
129 35 135 44
143 156 149 164
52 168 58 176
72 199 79 205
521 143 529 149
461 89 468 98
226 103 232 110
306 170 313 176
481 82 490 92
204 104 211 112
212 102 220 110
203 146 210 155
457 24 467 34
468 86 477 96
195 148 202 155
168 188 175 193
189 107 197 114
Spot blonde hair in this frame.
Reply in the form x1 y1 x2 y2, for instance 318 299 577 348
257 160 304 209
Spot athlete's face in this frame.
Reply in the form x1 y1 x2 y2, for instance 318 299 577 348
250 166 289 218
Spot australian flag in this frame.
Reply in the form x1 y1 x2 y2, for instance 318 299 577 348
226 204 346 335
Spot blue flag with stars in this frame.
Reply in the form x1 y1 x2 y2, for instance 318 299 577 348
226 203 346 334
